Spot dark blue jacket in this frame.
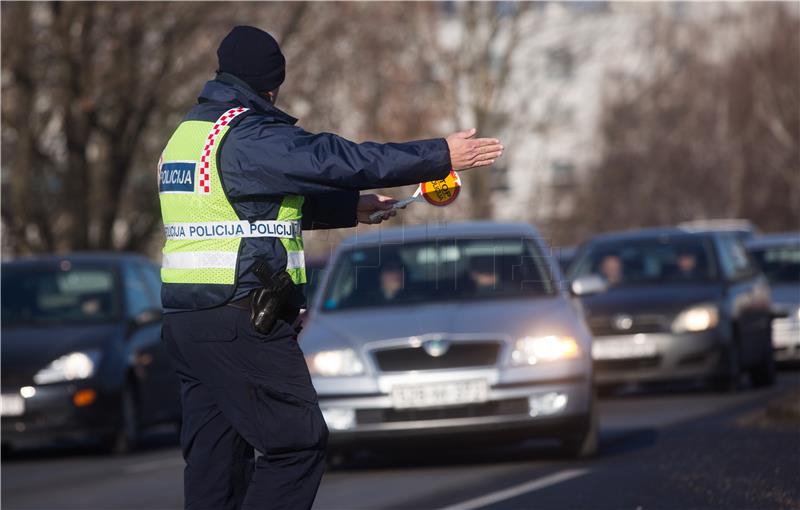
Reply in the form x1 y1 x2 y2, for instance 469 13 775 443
163 73 452 317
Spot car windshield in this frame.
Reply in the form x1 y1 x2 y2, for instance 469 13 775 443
321 237 554 311
1 265 121 326
570 236 718 286
749 244 800 284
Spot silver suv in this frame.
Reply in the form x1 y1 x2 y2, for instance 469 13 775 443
300 222 597 458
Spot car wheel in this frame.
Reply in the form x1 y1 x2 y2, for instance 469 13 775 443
712 340 741 393
105 386 141 455
750 347 776 388
559 392 599 459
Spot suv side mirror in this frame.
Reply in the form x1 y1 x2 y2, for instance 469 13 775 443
570 274 608 296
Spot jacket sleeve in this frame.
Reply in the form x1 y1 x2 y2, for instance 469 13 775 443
301 190 359 230
221 119 452 197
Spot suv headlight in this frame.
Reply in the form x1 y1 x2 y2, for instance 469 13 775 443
306 349 364 377
672 304 719 333
511 336 580 366
34 351 100 385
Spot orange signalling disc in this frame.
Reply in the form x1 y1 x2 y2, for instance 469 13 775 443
420 170 462 207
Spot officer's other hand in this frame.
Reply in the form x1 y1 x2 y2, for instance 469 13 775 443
357 194 398 224
446 128 504 171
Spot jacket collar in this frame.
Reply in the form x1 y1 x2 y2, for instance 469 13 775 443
198 72 298 125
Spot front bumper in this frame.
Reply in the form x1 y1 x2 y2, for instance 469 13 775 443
315 366 592 447
1 383 117 448
592 330 724 385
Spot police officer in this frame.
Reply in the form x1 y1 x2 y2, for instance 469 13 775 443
159 26 503 510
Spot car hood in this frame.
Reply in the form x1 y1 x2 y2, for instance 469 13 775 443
301 297 578 352
579 283 723 317
1 322 123 382
769 284 800 309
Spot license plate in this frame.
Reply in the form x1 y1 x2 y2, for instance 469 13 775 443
592 337 658 360
1 394 25 417
391 379 489 409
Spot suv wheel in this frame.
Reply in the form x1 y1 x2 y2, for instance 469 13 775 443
559 393 599 458
712 340 742 393
105 386 141 455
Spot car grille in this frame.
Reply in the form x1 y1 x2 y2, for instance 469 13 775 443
356 398 529 424
594 356 661 371
372 341 501 372
587 314 671 336
773 317 800 347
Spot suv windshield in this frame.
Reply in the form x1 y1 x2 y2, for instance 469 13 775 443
321 237 554 311
570 236 718 287
749 244 800 284
1 265 121 326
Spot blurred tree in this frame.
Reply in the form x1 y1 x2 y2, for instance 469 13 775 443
0 2 308 255
572 3 799 239
434 2 532 219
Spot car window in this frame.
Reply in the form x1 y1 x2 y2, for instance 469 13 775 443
748 244 800 284
717 235 755 280
138 262 163 306
123 264 156 318
321 237 554 312
570 235 718 286
1 265 121 326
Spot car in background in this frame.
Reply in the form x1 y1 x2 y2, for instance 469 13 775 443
303 255 330 310
300 222 597 458
569 228 775 391
746 233 800 363
1 253 179 453
679 219 758 242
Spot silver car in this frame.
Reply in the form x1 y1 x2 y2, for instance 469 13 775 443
300 222 597 458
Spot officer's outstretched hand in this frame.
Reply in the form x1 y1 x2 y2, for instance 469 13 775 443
446 129 504 171
357 194 398 224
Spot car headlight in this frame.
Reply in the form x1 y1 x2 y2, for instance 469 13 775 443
306 349 364 377
672 304 719 333
510 336 580 366
33 351 100 385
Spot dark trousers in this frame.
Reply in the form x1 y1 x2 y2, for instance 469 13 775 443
162 305 328 510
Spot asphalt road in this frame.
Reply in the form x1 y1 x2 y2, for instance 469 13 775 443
3 373 799 510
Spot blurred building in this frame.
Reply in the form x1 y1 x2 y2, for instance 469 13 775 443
440 1 767 232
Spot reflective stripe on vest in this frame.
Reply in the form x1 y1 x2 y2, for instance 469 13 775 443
159 106 306 287
163 220 301 240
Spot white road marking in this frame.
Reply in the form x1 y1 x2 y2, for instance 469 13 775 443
434 468 589 510
124 457 184 474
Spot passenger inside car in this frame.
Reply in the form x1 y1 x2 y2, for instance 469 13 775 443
379 258 406 301
469 255 499 293
598 254 624 286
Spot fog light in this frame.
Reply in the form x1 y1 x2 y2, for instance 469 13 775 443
20 386 36 399
321 408 356 431
73 389 97 407
528 392 568 417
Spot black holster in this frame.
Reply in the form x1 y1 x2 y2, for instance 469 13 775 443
249 263 294 335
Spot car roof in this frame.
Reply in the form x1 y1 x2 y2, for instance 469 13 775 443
583 226 719 245
745 232 800 250
339 221 539 247
2 251 155 268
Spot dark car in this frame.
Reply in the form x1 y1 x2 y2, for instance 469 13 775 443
746 233 800 363
569 228 775 391
1 253 179 453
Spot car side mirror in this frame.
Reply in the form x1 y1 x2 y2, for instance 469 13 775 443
570 274 608 296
